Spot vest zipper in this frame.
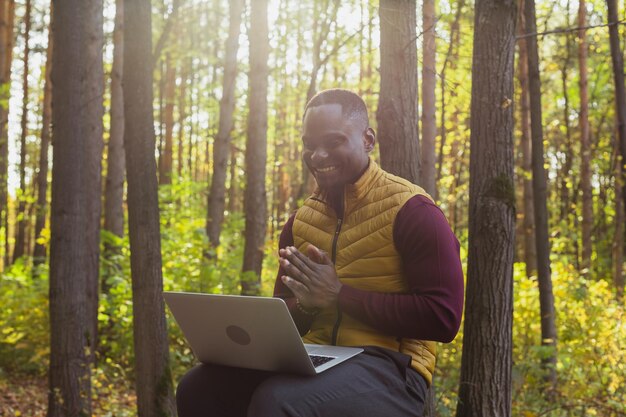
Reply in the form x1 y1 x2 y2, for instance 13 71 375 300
331 216 343 345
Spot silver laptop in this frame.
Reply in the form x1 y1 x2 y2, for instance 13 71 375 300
163 291 363 375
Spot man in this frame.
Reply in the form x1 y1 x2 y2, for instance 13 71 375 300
177 89 464 416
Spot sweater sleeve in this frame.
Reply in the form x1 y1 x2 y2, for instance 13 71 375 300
337 195 464 342
272 213 317 336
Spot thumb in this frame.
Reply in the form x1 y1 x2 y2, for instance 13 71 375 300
307 244 332 265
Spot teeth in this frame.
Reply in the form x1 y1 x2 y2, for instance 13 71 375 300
318 166 337 173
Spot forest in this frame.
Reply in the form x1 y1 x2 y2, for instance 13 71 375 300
0 0 624 415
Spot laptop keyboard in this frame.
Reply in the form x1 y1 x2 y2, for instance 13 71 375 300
309 354 335 368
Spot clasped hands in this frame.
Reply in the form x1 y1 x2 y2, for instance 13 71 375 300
279 245 342 311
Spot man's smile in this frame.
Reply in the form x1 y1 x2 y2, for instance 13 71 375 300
316 166 338 173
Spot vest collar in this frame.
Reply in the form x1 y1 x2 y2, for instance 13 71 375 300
312 158 383 208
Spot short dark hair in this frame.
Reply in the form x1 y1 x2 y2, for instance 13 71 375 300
303 88 369 127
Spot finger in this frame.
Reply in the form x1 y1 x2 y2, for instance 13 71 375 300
306 244 333 265
281 275 309 299
284 247 317 276
280 257 312 285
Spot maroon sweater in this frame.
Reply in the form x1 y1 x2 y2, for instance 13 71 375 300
273 194 464 343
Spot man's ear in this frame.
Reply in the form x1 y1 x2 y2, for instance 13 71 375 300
363 127 376 152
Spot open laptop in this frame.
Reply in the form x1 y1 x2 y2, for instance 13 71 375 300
163 291 363 375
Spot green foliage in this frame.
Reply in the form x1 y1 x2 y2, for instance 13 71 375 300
435 262 626 416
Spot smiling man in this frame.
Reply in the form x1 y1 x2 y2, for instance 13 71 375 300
176 89 464 417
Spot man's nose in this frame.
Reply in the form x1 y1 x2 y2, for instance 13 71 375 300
311 148 328 163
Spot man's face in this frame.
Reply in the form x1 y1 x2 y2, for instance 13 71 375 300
301 103 374 190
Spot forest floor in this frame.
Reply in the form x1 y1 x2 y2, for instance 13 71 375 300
0 374 137 416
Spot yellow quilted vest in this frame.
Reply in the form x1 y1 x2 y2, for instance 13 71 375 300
293 160 437 384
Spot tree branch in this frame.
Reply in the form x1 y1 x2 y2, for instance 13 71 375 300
517 19 625 40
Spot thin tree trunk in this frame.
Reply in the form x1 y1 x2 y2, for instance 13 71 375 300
524 0 558 391
0 0 15 270
455 0 516 414
614 130 624 299
377 0 420 184
47 0 104 414
241 0 269 295
517 0 537 277
421 0 437 197
13 0 31 263
33 4 53 267
123 0 175 415
578 0 593 273
606 0 626 217
102 0 125 294
206 0 244 250
228 144 239 214
159 53 175 185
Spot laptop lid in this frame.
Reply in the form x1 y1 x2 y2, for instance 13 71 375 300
163 292 361 375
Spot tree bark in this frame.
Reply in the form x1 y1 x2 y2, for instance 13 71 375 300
206 0 244 250
0 0 15 270
578 0 593 273
12 0 31 263
123 0 176 415
517 0 537 277
377 0 420 184
421 0 437 197
241 0 269 295
455 0 516 414
524 0 558 391
606 0 626 218
33 3 53 267
102 0 125 294
614 131 624 299
159 53 175 185
47 0 104 414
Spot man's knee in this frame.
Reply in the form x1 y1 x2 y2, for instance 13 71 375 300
176 366 212 415
247 376 297 417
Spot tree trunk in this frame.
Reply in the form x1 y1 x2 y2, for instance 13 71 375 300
12 0 31 263
606 0 626 218
159 53 175 185
206 0 244 250
524 0 558 391
377 0 420 184
455 0 516 415
517 0 537 277
0 0 15 270
241 0 269 295
123 0 175 415
614 131 624 299
578 0 593 273
47 0 104 414
33 3 53 267
102 0 125 294
421 0 437 197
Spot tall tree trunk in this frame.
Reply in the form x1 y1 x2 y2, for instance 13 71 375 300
606 0 626 217
12 0 31 263
377 0 420 184
102 0 125 294
517 0 537 277
578 0 592 273
241 0 269 295
614 131 624 299
123 0 175 415
524 0 558 391
455 0 516 415
228 144 239 214
0 0 15 270
33 3 53 267
47 0 104 414
421 0 437 197
206 0 244 250
159 53 175 185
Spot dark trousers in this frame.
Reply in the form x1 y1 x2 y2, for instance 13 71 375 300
176 346 427 417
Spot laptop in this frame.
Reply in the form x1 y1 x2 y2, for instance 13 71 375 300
163 291 363 375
